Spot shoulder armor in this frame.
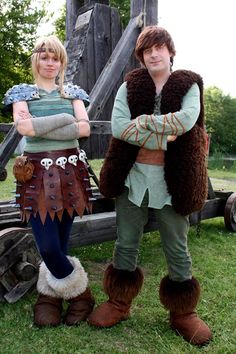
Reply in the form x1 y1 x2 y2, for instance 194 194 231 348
3 84 40 106
63 83 90 107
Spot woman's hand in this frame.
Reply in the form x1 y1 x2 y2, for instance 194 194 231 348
13 102 35 136
73 99 90 138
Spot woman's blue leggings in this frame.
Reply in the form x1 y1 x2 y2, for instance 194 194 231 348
30 211 74 279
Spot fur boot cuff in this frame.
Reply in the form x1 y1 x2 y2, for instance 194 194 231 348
46 257 88 300
159 275 201 314
36 262 59 298
104 264 144 302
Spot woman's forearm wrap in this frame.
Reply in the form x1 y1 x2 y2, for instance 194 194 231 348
32 113 75 136
41 123 80 140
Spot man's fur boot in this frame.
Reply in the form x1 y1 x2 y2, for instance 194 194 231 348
87 264 144 327
46 256 95 326
34 262 62 327
159 275 212 346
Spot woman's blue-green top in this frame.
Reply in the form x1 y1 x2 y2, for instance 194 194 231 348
111 82 200 209
3 83 89 153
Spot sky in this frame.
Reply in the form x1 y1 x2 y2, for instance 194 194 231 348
38 0 235 97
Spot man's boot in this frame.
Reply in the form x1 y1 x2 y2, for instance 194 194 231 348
34 262 62 327
46 256 95 326
159 275 212 346
87 264 144 327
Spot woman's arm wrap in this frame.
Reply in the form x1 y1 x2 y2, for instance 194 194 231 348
32 113 75 136
40 123 80 140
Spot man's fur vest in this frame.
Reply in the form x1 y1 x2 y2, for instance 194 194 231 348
99 68 208 216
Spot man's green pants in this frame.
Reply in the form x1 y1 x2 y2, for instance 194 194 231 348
113 188 192 281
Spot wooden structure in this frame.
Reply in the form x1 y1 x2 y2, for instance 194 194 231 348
0 0 236 302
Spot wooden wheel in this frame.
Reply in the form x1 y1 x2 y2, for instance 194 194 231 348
224 192 236 232
0 227 41 303
0 167 7 181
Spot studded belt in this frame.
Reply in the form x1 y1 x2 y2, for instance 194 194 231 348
24 148 87 170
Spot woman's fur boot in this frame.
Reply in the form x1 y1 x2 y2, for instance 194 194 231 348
159 275 212 345
46 256 95 326
34 262 62 327
87 264 144 327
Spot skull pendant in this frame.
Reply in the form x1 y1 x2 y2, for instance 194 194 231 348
40 158 53 170
79 150 87 164
68 154 78 166
56 156 67 169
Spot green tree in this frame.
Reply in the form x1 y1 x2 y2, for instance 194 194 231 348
204 86 236 154
0 0 46 122
110 0 130 27
54 4 66 43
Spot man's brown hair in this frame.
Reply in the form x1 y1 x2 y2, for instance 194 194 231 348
135 26 176 65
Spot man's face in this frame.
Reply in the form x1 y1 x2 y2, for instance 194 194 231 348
143 44 172 76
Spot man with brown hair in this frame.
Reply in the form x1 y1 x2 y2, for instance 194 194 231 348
88 26 212 346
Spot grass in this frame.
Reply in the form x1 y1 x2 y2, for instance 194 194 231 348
0 159 236 353
0 219 236 353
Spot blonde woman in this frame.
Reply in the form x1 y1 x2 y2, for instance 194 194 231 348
4 35 95 327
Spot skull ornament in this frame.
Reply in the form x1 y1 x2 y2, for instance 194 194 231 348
68 154 78 166
56 156 67 169
40 158 53 170
79 150 87 164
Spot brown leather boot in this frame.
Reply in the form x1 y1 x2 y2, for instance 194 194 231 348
64 288 95 326
34 294 63 327
159 275 212 346
87 264 144 327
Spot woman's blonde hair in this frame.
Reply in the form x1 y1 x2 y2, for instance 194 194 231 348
31 35 67 94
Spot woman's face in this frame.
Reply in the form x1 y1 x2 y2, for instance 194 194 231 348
37 50 62 80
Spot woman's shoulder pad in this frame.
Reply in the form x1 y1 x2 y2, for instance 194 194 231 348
63 83 90 106
3 84 40 106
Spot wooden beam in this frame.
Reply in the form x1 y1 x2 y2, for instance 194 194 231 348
0 126 22 168
130 0 158 25
87 15 143 121
144 0 158 26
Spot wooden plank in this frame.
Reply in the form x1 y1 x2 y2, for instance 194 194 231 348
86 10 96 92
65 0 83 42
130 0 144 18
93 4 111 79
0 233 36 276
87 16 142 121
0 126 22 168
145 0 158 26
4 275 38 303
0 123 12 133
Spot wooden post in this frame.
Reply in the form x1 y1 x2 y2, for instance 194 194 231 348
66 0 109 41
131 0 158 26
66 0 84 42
87 15 143 121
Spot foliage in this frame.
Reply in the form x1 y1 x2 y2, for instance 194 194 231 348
0 0 46 122
204 86 236 154
110 0 130 27
53 3 66 43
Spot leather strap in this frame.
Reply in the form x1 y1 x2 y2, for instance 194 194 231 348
136 148 165 165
